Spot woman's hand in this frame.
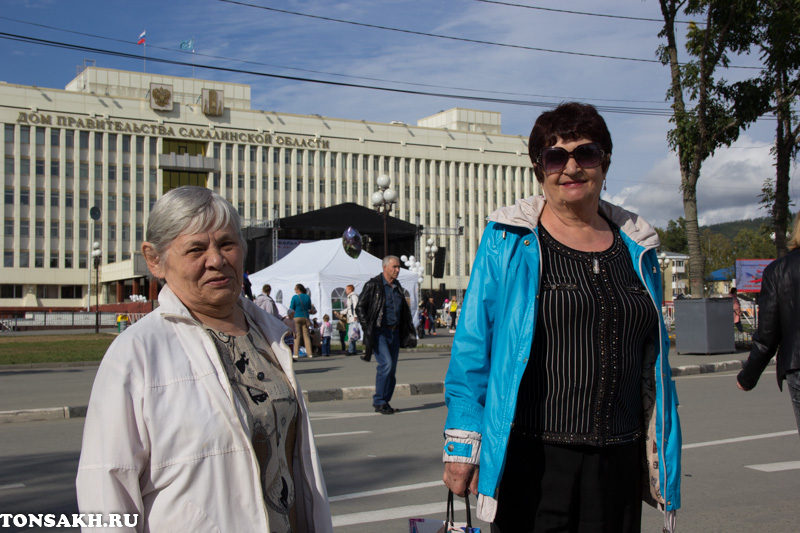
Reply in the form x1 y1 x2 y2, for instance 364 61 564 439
443 462 479 497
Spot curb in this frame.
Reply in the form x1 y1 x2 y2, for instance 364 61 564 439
0 360 763 425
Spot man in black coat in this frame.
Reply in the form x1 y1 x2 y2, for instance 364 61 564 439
357 256 415 414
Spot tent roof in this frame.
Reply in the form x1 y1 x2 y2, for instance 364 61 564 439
706 266 735 281
249 238 418 288
278 202 418 237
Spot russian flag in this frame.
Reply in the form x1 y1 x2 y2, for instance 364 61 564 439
137 31 146 45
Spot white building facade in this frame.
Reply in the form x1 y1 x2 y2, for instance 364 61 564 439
1 67 538 309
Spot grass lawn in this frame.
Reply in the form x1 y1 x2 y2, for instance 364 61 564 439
0 334 115 365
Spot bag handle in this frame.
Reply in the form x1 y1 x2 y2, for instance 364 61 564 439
445 490 472 529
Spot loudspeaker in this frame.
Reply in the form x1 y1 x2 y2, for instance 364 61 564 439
433 246 446 278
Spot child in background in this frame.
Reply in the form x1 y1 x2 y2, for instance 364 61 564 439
335 312 347 352
320 314 333 357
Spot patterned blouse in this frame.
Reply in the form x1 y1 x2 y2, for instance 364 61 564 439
205 313 298 532
513 221 658 446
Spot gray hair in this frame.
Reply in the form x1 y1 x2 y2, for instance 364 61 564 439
382 255 400 267
145 186 247 256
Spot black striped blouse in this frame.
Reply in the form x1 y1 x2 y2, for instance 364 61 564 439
513 221 658 446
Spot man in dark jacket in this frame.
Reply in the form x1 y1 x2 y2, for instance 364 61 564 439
737 212 800 434
357 256 415 414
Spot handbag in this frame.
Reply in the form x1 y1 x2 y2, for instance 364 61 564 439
409 491 480 533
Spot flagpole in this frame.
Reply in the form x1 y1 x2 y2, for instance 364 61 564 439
144 42 147 73
192 36 195 78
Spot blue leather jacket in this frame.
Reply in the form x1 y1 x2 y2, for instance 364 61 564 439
443 196 681 525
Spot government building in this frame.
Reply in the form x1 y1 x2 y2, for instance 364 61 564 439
1 67 538 310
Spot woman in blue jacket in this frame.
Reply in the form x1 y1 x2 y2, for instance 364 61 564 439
442 103 681 533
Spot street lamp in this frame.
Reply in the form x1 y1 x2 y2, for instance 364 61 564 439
92 241 102 333
371 174 397 258
424 237 438 295
658 252 670 307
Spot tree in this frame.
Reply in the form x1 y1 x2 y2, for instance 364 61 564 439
656 217 689 253
733 226 777 258
658 0 768 297
700 228 735 276
752 0 800 257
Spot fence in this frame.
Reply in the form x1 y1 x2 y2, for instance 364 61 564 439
0 311 148 332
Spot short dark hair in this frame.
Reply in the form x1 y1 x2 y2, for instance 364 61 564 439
528 102 612 183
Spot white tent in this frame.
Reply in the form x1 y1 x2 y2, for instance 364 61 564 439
249 239 419 326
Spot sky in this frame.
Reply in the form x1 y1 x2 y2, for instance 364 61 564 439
1 0 796 229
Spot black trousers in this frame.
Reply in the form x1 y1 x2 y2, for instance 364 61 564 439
491 434 642 533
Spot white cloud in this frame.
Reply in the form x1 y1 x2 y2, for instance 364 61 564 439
609 135 776 228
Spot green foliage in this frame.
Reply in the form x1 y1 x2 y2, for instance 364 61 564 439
733 226 777 258
701 228 736 276
656 217 688 253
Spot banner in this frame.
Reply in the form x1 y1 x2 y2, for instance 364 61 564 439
735 259 774 292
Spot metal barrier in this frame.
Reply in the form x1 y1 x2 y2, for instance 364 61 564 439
0 311 120 332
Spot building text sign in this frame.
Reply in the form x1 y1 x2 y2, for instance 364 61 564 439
16 111 330 150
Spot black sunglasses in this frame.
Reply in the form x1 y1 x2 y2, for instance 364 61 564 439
536 143 606 174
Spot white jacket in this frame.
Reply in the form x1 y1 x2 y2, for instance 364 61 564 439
76 286 334 533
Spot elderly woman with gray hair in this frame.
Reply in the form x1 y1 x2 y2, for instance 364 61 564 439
76 186 333 532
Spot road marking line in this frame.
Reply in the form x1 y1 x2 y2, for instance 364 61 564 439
745 461 800 472
684 430 797 449
332 500 468 526
310 410 420 420
329 480 442 502
315 430 371 438
0 483 25 490
679 370 774 379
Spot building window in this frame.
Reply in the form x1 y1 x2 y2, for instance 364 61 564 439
4 157 13 175
51 160 60 177
20 220 29 237
0 284 24 298
78 251 86 268
122 166 130 182
95 163 102 181
4 188 12 206
64 251 73 268
79 222 88 239
35 251 44 268
38 284 58 298
65 161 74 178
79 192 88 208
51 191 59 207
136 224 143 241
136 195 144 212
20 189 29 206
95 134 103 150
61 285 82 298
4 251 13 268
20 251 29 268
65 191 73 208
122 194 130 212
66 221 73 240
109 223 116 241
108 194 116 212
108 164 116 181
36 159 45 176
136 166 144 182
65 130 74 147
79 131 89 149
79 163 88 179
35 220 44 238
4 219 13 237
121 224 130 241
36 128 45 145
49 252 59 268
4 124 14 142
50 221 59 238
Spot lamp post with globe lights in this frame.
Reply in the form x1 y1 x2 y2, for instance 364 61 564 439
371 174 397 258
658 252 671 307
424 238 438 295
92 241 102 333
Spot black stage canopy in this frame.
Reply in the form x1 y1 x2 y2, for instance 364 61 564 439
244 203 421 272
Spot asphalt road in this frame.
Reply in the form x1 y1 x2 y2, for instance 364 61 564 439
0 366 797 532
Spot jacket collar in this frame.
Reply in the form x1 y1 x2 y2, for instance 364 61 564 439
487 195 660 249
